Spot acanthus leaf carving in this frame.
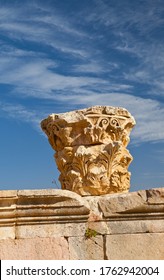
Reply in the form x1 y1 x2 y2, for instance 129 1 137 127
41 106 136 196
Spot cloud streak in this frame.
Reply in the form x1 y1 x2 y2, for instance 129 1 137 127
85 0 164 96
0 0 164 146
0 101 40 127
0 4 91 59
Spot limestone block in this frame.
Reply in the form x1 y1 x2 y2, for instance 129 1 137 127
0 189 90 233
69 235 104 260
87 221 110 235
98 188 164 218
85 196 103 219
105 233 164 260
0 190 17 219
146 188 164 204
17 189 90 210
0 191 17 240
0 226 15 239
0 190 18 198
41 106 135 195
16 189 90 222
0 237 69 260
16 222 87 238
106 219 164 234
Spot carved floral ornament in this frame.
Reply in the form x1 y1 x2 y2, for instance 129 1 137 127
41 106 136 196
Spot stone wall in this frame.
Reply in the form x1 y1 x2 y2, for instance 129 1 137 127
0 188 164 260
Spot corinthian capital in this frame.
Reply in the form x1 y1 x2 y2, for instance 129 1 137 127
41 106 136 196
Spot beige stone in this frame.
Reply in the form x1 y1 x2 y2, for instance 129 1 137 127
15 222 87 238
69 235 104 260
98 188 164 218
41 106 135 195
0 190 17 213
105 233 164 260
106 219 164 234
17 189 90 209
0 188 164 259
84 196 102 219
0 190 18 198
87 221 110 235
0 237 69 260
146 188 164 204
0 226 15 239
0 189 90 235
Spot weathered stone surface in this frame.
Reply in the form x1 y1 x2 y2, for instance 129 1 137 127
98 188 164 218
0 190 17 214
15 222 87 239
0 190 18 198
41 106 135 195
105 233 164 260
17 189 90 210
0 237 69 260
0 189 90 233
106 219 164 234
146 188 164 204
0 188 164 259
0 226 15 240
84 196 103 221
87 221 110 235
69 236 104 260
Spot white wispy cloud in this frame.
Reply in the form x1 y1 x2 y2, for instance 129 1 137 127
0 101 40 126
142 172 164 179
72 60 119 74
0 55 109 95
91 0 164 35
0 0 164 146
0 4 91 59
73 62 104 74
0 45 163 145
85 0 164 96
0 45 126 96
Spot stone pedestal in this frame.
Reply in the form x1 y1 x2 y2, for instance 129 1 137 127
0 188 164 259
41 106 135 195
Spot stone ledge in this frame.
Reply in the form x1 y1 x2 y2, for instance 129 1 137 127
0 188 163 240
0 189 90 226
85 187 164 221
0 187 164 259
0 188 164 224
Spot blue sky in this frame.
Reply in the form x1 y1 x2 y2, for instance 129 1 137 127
0 0 164 192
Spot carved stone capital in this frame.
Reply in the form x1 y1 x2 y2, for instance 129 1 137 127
41 106 136 195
